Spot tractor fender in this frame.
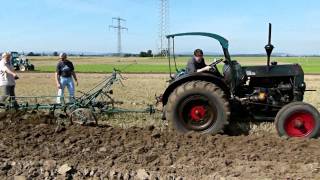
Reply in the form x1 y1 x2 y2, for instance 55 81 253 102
162 73 230 106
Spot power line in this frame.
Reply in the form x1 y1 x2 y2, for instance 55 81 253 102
109 17 128 56
158 0 169 57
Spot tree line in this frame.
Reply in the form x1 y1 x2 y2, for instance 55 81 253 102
19 49 164 57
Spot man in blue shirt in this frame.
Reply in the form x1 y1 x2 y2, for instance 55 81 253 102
55 53 78 103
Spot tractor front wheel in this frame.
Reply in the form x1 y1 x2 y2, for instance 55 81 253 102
166 81 230 134
275 102 320 138
19 65 26 71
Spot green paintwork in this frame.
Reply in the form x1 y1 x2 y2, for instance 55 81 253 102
166 32 229 49
9 52 34 71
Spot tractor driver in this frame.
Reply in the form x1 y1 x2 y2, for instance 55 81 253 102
186 49 211 73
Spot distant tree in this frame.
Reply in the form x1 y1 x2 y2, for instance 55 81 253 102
147 50 153 57
53 51 59 56
124 53 132 57
27 52 35 56
27 52 41 56
139 51 148 57
139 50 153 57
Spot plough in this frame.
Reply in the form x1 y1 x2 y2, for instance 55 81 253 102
0 69 156 124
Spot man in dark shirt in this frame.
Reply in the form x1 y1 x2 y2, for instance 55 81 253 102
55 53 78 103
186 49 211 73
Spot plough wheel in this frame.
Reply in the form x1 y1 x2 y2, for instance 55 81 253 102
70 108 97 125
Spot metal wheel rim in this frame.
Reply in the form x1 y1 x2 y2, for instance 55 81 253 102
284 111 315 137
178 94 217 131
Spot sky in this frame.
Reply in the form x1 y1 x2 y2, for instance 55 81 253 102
1 0 320 55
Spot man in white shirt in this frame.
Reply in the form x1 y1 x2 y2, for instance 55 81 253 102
0 52 19 103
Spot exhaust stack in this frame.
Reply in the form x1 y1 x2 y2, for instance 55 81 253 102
265 23 274 70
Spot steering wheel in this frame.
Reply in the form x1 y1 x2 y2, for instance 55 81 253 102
208 58 224 72
210 58 224 67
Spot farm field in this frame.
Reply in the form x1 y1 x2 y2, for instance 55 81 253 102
3 0 320 179
29 56 320 74
0 73 320 179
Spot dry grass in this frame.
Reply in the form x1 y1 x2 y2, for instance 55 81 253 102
303 75 320 109
29 56 320 66
29 56 167 67
15 73 320 107
14 73 168 128
15 73 168 106
14 73 320 134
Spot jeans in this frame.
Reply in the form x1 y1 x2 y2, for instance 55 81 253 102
56 77 75 103
0 85 15 101
0 85 18 107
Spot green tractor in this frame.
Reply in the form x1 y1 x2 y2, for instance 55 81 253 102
161 24 320 138
10 52 35 71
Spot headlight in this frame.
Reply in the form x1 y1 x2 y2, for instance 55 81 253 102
299 82 306 90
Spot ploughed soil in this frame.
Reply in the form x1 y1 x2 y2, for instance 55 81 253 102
0 113 320 180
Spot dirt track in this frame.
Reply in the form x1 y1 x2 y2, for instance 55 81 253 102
0 114 320 180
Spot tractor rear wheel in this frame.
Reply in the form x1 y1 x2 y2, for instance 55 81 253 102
28 64 35 71
275 102 320 138
166 81 230 134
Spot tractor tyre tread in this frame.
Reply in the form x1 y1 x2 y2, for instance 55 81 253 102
166 80 230 134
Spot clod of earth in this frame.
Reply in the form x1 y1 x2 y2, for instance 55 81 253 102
1 114 320 179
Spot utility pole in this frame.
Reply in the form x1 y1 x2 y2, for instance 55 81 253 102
158 0 169 57
109 17 128 56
